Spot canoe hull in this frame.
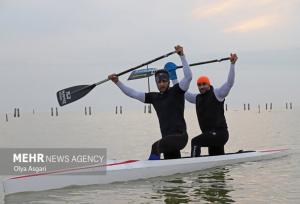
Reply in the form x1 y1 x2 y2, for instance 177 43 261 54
3 148 288 195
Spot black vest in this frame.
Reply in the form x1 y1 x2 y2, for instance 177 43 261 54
195 86 227 133
145 84 186 137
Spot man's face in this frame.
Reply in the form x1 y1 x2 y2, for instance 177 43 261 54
156 79 170 92
197 83 210 94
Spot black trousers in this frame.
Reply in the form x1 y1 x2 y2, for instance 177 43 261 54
151 132 188 159
191 129 229 157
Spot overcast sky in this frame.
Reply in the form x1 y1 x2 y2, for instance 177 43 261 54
0 0 299 113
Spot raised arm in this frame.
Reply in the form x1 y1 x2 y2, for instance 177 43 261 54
178 54 192 92
164 45 192 91
214 53 238 101
108 74 145 103
185 91 197 104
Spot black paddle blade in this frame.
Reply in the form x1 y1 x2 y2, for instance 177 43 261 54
56 84 96 106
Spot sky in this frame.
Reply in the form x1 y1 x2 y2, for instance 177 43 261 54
0 0 299 113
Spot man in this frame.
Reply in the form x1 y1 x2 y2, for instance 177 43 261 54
185 53 238 157
108 45 192 160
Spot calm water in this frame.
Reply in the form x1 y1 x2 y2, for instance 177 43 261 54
0 108 299 204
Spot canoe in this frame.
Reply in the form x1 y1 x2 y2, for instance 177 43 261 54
3 148 288 195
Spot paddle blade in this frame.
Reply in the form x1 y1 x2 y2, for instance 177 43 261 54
56 84 96 106
128 68 156 80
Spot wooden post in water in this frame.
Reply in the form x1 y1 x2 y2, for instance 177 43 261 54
120 106 122 114
17 108 20 118
148 105 151 113
243 104 246 111
6 114 8 122
225 104 228 111
286 103 288 110
13 108 16 118
55 107 58 116
88 106 92 115
51 107 54 116
247 103 250 111
115 106 118 115
84 107 87 116
144 105 146 114
265 103 268 111
290 102 293 110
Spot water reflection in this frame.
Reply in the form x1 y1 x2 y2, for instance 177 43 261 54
4 168 235 204
154 167 235 204
192 168 235 203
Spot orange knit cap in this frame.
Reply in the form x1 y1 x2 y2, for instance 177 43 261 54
197 76 210 85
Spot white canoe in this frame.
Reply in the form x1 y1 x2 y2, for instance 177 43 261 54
3 148 288 195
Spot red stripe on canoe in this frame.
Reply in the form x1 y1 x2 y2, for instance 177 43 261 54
259 148 289 153
9 160 138 180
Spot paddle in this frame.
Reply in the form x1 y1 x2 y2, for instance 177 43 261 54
128 57 230 80
56 51 176 106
